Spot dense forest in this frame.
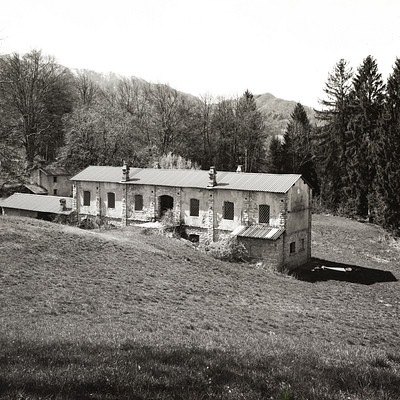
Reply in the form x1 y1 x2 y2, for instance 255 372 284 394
0 50 399 235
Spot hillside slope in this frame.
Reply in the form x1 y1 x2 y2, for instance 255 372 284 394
1 214 399 345
1 215 399 399
255 92 316 136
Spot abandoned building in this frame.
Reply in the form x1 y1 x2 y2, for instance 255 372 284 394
0 193 74 221
27 165 72 197
71 164 312 268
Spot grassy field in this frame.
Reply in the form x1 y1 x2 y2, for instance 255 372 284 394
0 214 399 399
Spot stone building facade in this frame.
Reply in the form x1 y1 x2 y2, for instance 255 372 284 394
70 164 312 269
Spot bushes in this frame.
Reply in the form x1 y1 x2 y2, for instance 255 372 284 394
207 236 248 262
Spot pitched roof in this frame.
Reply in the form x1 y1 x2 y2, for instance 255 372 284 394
236 225 285 240
71 166 303 193
23 183 48 195
0 193 73 214
40 166 70 176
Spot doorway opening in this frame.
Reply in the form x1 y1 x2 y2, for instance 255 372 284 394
159 195 174 218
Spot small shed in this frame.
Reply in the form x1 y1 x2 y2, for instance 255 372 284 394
0 193 74 221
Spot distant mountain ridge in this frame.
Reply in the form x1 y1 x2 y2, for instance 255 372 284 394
71 69 316 137
254 93 316 136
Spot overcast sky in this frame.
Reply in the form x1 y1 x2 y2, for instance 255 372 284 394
1 0 400 108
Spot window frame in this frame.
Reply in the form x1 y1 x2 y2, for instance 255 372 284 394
134 194 143 211
83 191 91 206
107 192 116 209
290 241 296 254
259 204 270 224
223 201 234 220
189 198 200 217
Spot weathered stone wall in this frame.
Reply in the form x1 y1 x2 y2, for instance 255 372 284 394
238 236 284 268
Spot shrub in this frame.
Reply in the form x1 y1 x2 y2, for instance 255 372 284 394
159 210 187 239
207 236 248 262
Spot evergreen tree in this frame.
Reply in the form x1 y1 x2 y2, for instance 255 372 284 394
373 58 400 234
266 135 284 173
346 55 385 218
316 59 353 210
235 90 267 172
281 103 317 189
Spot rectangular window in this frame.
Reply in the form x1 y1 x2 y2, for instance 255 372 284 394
223 201 234 220
190 198 200 216
53 189 58 196
300 238 305 251
107 192 115 209
290 242 296 254
135 194 143 211
259 204 270 224
83 191 91 206
53 176 57 183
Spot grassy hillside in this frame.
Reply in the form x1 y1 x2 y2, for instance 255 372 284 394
0 215 399 399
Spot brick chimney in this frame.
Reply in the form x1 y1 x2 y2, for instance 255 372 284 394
122 161 130 182
236 165 243 173
207 166 217 187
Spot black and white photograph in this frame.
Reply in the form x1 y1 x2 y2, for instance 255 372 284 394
0 1 399 399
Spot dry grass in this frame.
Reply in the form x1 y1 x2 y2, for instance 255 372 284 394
0 214 399 399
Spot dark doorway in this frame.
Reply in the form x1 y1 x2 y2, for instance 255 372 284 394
159 195 174 217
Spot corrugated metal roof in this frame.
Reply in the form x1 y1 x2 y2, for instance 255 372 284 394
70 166 302 193
237 225 285 240
216 172 301 193
70 166 124 182
0 193 73 214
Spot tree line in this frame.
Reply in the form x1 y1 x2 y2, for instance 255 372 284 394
269 56 400 235
0 50 399 234
0 50 268 181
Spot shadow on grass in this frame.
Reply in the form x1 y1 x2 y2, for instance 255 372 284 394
1 339 400 400
294 257 398 285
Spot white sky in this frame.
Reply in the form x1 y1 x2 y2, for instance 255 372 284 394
1 0 400 108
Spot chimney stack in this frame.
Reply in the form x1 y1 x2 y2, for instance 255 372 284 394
207 166 217 187
59 198 67 212
236 165 242 173
122 161 130 182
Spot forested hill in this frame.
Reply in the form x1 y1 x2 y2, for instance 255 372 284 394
73 69 316 137
255 93 316 136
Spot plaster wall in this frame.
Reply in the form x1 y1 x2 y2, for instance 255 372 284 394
284 230 310 268
286 179 311 232
126 184 155 222
2 208 37 218
212 189 282 230
98 182 123 219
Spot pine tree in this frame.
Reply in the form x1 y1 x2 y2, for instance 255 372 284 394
315 59 353 210
281 103 317 189
235 90 266 172
266 135 284 173
373 58 400 234
346 55 385 218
